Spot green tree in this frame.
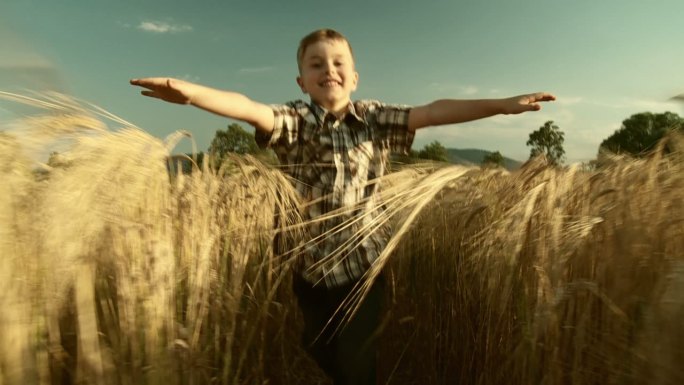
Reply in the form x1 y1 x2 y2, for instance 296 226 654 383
417 140 449 162
210 123 259 156
599 111 683 156
482 150 504 168
390 149 420 166
208 123 277 165
527 120 565 166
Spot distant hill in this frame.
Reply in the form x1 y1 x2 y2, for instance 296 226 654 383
446 148 523 170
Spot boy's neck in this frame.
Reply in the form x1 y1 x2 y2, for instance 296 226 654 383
312 98 352 118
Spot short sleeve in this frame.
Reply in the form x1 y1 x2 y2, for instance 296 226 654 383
359 100 414 155
254 101 303 149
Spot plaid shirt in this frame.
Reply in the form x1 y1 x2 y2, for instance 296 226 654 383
256 99 414 288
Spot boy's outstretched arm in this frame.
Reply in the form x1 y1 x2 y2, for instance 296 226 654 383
407 92 555 131
129 77 274 134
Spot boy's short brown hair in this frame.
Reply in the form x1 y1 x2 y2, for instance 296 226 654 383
296 29 354 72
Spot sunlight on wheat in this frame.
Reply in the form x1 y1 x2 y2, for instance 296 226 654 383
1 92 682 385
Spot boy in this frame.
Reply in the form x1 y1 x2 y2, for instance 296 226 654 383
130 29 555 385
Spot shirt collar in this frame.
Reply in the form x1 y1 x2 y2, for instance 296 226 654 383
300 100 365 125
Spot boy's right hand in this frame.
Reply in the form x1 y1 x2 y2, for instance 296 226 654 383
130 77 195 105
129 77 274 133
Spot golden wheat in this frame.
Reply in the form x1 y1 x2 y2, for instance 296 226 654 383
1 92 682 385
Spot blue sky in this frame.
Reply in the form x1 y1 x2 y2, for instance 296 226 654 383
1 0 683 163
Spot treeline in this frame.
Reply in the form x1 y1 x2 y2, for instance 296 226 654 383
199 111 683 170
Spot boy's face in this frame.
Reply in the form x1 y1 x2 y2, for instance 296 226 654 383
296 39 358 113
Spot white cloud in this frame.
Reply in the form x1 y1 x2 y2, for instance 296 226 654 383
586 100 629 109
555 96 583 106
428 82 479 96
585 97 684 113
627 98 683 113
460 85 478 95
177 74 200 83
238 66 275 74
137 21 193 34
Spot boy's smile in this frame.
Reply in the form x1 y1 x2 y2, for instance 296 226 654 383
296 39 358 115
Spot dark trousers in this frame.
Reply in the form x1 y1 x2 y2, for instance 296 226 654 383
293 274 385 385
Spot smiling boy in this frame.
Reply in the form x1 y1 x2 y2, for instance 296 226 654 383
131 28 554 385
295 31 358 115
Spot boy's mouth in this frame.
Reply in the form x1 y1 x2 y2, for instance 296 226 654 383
319 79 341 88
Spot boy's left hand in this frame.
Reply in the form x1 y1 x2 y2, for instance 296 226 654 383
502 92 556 114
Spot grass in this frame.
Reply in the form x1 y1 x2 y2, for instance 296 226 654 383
0 92 682 385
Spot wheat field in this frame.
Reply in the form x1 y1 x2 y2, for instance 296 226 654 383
1 92 682 385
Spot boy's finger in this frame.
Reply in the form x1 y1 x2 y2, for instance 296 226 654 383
130 78 157 86
536 92 556 101
141 90 157 98
131 79 155 88
131 77 165 87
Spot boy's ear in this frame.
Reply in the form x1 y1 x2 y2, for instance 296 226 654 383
352 71 359 91
296 76 306 93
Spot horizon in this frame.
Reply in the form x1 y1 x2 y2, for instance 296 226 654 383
2 0 683 164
